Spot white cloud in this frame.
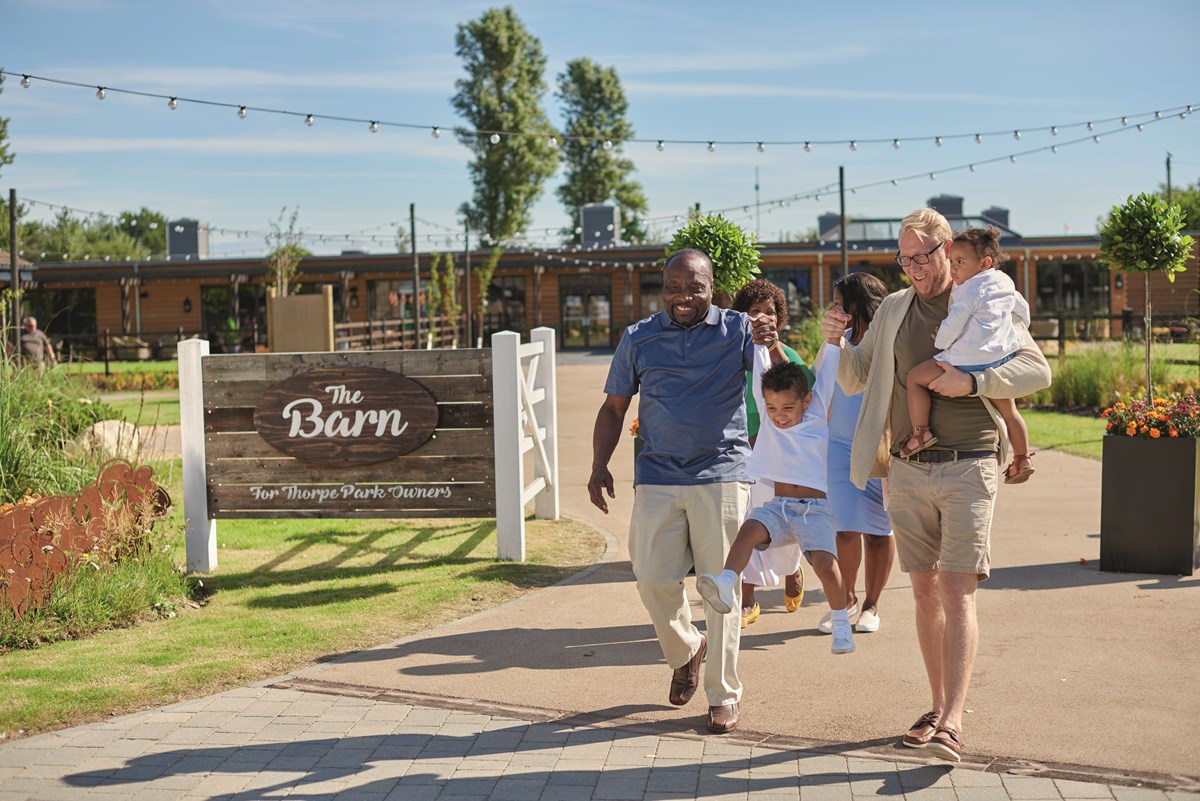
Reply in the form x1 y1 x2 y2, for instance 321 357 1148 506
15 133 471 160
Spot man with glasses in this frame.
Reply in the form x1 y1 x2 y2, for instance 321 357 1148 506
820 208 1049 761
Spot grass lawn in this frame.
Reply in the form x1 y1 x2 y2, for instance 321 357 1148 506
102 390 180 427
0 457 606 739
1024 407 1103 461
65 360 178 375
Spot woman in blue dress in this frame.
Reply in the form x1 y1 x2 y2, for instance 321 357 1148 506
819 272 895 635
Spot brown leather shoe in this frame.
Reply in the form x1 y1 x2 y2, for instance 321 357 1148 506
707 702 739 734
926 725 963 762
668 634 706 706
902 710 940 748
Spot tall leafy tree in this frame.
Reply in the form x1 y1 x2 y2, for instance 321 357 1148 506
1159 180 1200 231
451 7 558 340
116 207 168 256
556 58 647 246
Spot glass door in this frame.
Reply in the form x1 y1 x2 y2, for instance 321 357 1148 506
560 275 612 348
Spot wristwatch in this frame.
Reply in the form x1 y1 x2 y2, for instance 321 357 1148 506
968 372 979 397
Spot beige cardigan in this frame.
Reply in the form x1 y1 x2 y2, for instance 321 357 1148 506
836 287 1052 489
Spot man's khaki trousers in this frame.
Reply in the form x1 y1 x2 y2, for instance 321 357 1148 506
628 481 749 707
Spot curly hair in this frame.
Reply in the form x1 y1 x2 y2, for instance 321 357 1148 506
952 226 1008 266
761 361 809 397
731 279 788 329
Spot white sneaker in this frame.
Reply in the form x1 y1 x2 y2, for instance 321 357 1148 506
855 606 881 633
696 572 736 615
831 620 856 654
818 601 858 634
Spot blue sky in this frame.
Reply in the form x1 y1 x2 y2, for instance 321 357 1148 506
2 0 1198 258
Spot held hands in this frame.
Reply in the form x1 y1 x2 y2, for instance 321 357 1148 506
587 466 615 514
749 313 779 348
821 305 852 344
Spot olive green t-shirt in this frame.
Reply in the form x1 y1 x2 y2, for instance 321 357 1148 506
890 290 998 454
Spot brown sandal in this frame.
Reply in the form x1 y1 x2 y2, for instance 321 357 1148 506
899 426 938 458
1004 452 1036 484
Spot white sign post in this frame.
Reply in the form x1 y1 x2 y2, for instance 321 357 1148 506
178 339 217 573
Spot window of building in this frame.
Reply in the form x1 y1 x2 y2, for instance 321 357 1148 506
484 275 527 338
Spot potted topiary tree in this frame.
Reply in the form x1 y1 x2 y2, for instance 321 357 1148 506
665 213 761 308
1098 193 1197 575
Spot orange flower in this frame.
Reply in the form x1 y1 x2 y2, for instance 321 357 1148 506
629 418 640 437
1101 408 1110 418
1150 428 1161 438
1171 429 1180 437
1126 425 1137 436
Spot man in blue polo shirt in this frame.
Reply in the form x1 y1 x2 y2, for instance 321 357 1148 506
589 248 784 734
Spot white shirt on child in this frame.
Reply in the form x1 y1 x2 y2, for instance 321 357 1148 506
747 342 837 492
934 269 1032 366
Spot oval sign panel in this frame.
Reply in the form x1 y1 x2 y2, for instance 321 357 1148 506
254 367 439 465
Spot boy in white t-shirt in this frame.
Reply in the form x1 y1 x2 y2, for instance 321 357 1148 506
900 226 1036 484
697 354 857 655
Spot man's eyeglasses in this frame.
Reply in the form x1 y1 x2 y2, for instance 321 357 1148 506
894 240 944 268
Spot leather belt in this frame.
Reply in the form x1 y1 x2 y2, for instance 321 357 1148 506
900 449 997 463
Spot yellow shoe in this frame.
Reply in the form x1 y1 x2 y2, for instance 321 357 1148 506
784 566 806 613
740 602 760 627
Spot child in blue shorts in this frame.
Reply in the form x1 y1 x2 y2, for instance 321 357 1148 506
697 357 857 655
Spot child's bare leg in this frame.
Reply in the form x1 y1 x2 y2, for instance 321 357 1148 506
724 520 771 575
808 551 849 611
991 397 1029 455
903 358 945 454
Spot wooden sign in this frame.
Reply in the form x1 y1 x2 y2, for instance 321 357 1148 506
253 367 438 465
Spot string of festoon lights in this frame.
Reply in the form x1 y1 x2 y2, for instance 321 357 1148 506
3 69 1194 153
9 98 1192 262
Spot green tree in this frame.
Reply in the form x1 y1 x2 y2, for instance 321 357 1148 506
19 209 147 263
451 7 559 337
265 207 306 297
1159 180 1200 231
555 58 647 246
116 207 168 256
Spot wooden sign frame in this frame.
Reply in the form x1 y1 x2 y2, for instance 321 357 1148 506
179 329 559 573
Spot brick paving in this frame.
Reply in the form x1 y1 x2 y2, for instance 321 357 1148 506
2 687 1196 801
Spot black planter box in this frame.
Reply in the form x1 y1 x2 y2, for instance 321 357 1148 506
1100 435 1200 575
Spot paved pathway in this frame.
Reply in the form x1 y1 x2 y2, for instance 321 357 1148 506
3 685 1193 801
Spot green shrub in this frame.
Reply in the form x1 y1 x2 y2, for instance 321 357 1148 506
0 362 124 504
1025 341 1197 408
78 370 178 392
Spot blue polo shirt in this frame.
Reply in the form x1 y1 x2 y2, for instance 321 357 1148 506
605 306 755 486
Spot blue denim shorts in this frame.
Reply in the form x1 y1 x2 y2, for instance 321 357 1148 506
948 351 1018 373
747 496 837 556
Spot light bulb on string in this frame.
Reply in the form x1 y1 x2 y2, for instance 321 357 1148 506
969 164 976 172
707 142 716 152
1137 124 1144 132
1051 145 1058 154
430 126 440 139
548 135 557 148
95 86 106 100
974 133 982 143
1086 121 1093 131
1155 110 1162 119
892 139 900 149
20 74 30 88
237 106 247 119
369 121 378 133
1013 130 1021 140
489 133 500 144
656 140 664 151
891 179 898 185
168 96 178 110
804 142 812 152
929 173 936 180
849 140 857 151
1181 111 1189 119
602 139 613 150
1009 155 1017 163
815 194 821 201
304 114 314 127
1093 135 1101 143
1120 117 1127 126
934 136 942 146
757 142 765 153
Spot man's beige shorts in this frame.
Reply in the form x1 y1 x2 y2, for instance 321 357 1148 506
886 456 999 579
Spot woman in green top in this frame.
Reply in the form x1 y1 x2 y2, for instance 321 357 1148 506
732 280 814 627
